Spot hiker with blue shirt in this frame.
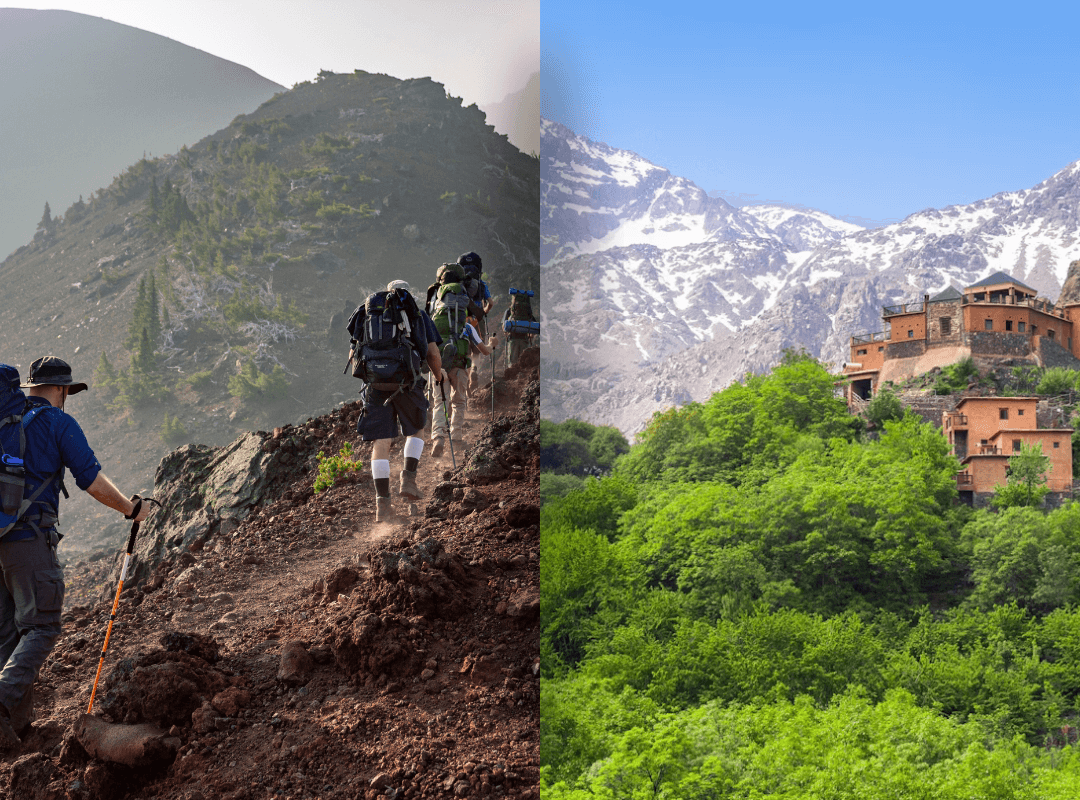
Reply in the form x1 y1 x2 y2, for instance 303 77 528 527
0 356 150 750
457 251 497 392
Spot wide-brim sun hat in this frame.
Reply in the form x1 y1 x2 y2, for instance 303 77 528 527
20 355 88 394
387 280 410 293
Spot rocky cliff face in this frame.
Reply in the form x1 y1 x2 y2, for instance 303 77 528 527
541 120 1080 435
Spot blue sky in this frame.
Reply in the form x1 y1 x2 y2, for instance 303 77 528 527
542 1 1080 227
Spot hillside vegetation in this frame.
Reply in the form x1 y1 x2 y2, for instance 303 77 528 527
542 352 1080 797
0 69 539 555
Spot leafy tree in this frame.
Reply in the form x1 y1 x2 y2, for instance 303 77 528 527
992 441 1051 509
1037 367 1078 397
540 419 629 475
865 385 906 429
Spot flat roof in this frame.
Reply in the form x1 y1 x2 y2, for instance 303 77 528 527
955 396 1039 407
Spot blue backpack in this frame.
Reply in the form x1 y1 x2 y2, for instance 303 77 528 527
0 364 57 537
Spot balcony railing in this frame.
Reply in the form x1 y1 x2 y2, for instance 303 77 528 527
962 294 1067 318
883 303 925 317
851 331 890 345
975 445 1002 456
944 413 969 430
956 473 974 486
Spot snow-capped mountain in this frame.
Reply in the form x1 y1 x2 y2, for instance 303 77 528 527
541 120 1080 435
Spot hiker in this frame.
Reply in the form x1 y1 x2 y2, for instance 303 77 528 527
456 252 496 392
347 281 443 522
503 288 538 368
426 263 491 455
0 357 150 749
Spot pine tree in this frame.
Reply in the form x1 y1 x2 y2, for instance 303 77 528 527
147 176 160 225
135 327 155 374
37 202 53 235
126 276 149 349
94 351 117 388
146 272 161 345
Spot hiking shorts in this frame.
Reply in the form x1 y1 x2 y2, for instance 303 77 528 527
356 379 430 440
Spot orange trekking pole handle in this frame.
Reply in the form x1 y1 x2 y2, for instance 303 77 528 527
87 495 159 714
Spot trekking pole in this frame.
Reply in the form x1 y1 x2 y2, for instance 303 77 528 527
490 341 496 423
87 495 160 714
438 378 457 470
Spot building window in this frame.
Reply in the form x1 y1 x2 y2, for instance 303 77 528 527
1000 408 1009 420
1013 439 1022 452
985 319 993 330
1049 329 1056 341
907 330 914 338
1018 321 1026 332
1032 326 1038 335
1054 441 1061 449
941 317 952 335
878 346 884 352
1018 409 1024 416
857 348 867 355
1005 320 1013 331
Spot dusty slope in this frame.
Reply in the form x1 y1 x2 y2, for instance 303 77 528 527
0 351 540 800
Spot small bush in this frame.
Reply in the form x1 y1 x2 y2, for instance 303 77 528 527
314 442 361 493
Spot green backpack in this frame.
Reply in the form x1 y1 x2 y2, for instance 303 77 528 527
430 282 473 369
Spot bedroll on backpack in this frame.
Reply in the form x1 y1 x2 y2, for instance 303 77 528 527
348 291 423 385
0 364 53 536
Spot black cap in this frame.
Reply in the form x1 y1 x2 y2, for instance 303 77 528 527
457 251 482 269
21 356 88 394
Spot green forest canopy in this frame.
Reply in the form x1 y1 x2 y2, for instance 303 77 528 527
542 351 1080 798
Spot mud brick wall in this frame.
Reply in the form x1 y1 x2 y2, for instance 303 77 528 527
886 339 927 360
966 332 1034 358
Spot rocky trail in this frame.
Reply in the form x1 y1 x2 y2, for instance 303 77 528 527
1 349 540 800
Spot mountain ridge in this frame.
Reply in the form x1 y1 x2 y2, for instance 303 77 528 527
541 120 1080 435
0 8 284 261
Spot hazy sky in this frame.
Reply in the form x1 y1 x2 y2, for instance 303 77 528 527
12 1 539 106
543 1 1080 227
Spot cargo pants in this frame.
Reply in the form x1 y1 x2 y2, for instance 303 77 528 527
0 528 64 732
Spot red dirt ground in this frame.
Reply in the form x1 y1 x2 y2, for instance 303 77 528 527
0 350 540 800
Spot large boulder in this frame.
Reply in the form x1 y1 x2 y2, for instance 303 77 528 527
124 427 319 587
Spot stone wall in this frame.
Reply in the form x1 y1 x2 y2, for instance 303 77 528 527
928 299 963 344
886 339 928 360
967 331 1035 358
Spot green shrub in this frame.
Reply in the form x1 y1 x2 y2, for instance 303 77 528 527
228 361 289 401
934 357 980 395
1037 367 1079 396
314 441 361 493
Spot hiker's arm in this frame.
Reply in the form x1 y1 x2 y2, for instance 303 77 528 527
426 342 443 383
85 472 150 521
474 332 500 356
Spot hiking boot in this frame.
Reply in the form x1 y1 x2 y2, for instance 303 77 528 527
399 469 423 500
0 706 20 751
431 438 444 458
375 496 394 523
